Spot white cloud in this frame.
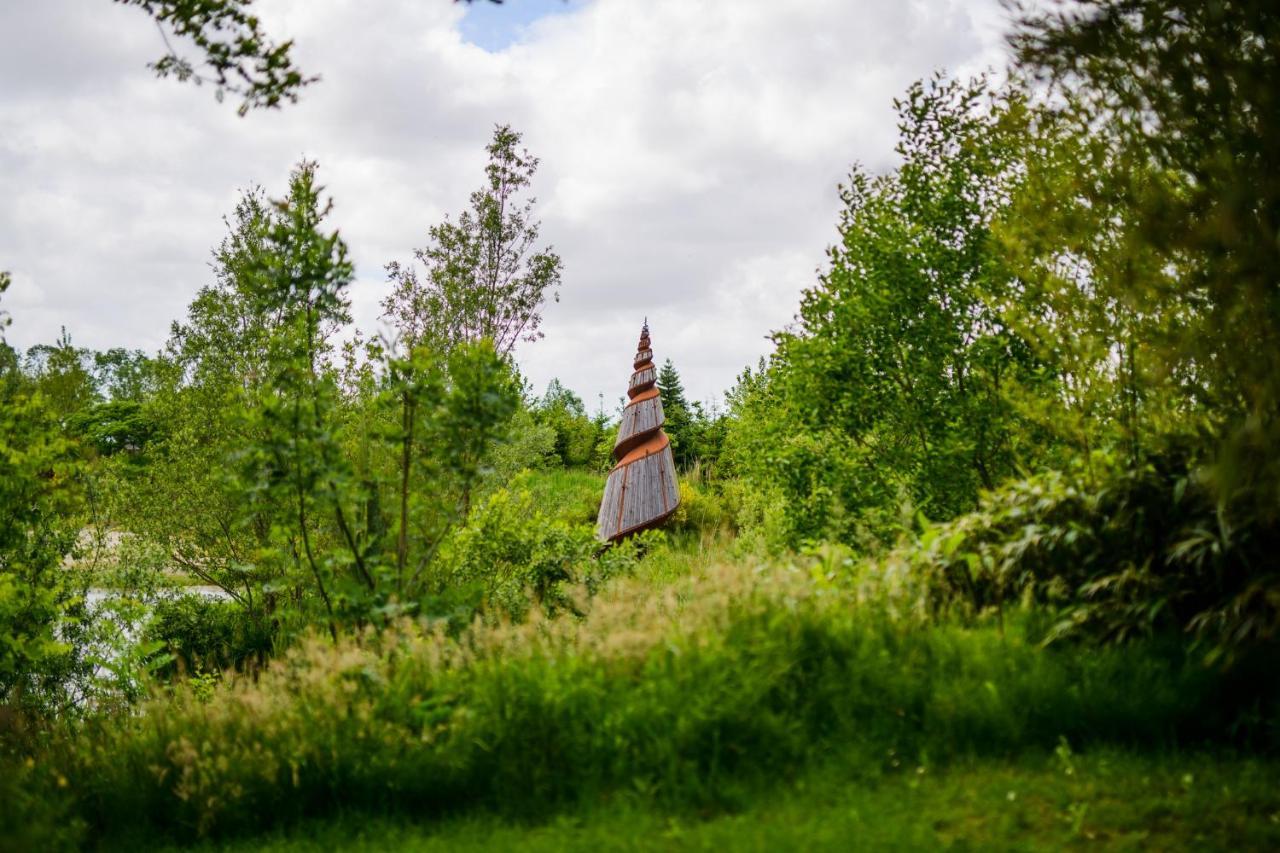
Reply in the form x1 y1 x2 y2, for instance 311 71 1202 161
0 0 1010 407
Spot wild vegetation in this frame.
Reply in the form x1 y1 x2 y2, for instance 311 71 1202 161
2 1 1278 848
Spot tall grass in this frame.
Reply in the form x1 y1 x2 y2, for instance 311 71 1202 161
21 558 1273 845
495 468 604 527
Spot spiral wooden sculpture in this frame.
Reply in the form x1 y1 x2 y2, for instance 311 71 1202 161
596 322 680 542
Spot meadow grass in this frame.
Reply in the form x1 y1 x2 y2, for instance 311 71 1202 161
20 555 1272 848
502 467 605 527
187 750 1280 851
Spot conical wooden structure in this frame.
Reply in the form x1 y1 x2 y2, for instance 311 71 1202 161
596 322 680 542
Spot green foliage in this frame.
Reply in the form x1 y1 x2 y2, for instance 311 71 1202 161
1012 0 1280 458
23 561 1275 843
532 379 601 467
727 77 1045 550
22 327 100 423
1009 0 1280 515
119 0 315 114
146 594 274 677
885 451 1280 662
384 124 563 356
208 161 358 637
97 159 539 653
0 275 88 715
498 467 604 528
657 359 726 471
487 407 558 481
90 347 159 402
657 358 694 466
112 186 286 627
380 342 523 607
668 468 733 540
438 488 623 620
66 400 160 458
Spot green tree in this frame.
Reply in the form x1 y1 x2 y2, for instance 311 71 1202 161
533 379 598 467
996 0 1280 655
1011 0 1280 510
24 328 100 423
384 342 520 597
729 76 1043 547
91 348 159 402
0 273 88 715
995 107 1189 471
169 187 277 391
656 359 695 468
234 161 364 638
384 125 563 356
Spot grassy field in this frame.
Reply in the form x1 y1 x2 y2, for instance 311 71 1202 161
192 751 1280 851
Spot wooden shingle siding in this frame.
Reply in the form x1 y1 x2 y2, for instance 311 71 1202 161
615 396 665 450
628 366 657 393
596 322 681 542
597 445 679 541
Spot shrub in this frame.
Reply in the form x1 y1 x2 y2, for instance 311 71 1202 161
145 595 276 677
669 471 731 539
488 408 558 482
885 452 1280 663
435 487 639 621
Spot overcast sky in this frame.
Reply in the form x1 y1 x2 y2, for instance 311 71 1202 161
1 0 1010 411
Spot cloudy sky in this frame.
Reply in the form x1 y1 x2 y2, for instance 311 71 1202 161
1 0 1011 410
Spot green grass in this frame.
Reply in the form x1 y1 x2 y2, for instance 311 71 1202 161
506 467 605 527
27 558 1273 848
188 750 1280 851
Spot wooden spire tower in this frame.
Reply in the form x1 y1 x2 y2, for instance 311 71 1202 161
596 321 680 542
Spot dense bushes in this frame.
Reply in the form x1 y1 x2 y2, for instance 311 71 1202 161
145 595 276 677
18 560 1270 844
879 453 1280 663
436 486 642 620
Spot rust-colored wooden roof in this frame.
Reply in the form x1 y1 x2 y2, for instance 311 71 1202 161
596 322 680 542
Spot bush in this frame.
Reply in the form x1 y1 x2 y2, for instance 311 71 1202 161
884 452 1280 663
145 595 276 678
434 487 640 622
488 408 558 482
668 471 732 539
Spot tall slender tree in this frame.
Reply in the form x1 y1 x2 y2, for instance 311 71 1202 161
384 125 562 356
